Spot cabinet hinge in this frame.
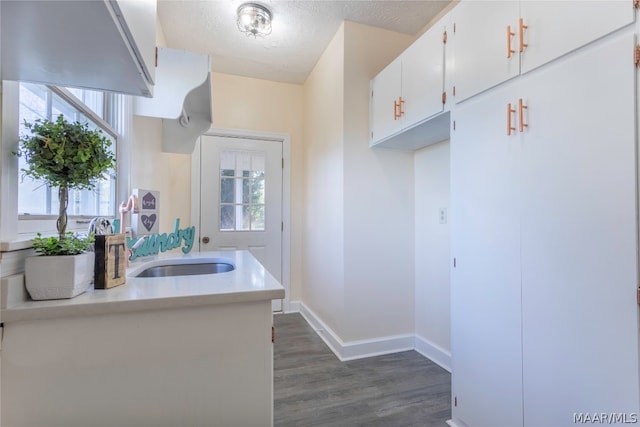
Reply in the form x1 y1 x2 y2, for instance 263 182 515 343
443 31 447 44
635 45 640 68
272 326 275 343
442 91 447 105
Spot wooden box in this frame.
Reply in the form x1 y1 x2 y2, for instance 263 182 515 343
94 234 127 289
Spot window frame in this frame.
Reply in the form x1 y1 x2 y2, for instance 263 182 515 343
1 80 129 241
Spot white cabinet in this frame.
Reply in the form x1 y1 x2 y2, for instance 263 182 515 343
450 78 523 427
519 31 638 426
370 18 447 149
451 28 639 427
451 1 520 104
1 0 157 97
2 301 276 426
370 57 403 143
519 1 633 74
453 0 634 102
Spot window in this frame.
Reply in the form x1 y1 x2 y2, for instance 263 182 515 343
17 83 117 221
219 150 266 231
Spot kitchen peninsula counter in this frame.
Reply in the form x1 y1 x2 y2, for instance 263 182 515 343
2 250 284 322
1 250 283 427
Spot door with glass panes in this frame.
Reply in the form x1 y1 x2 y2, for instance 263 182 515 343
199 135 283 311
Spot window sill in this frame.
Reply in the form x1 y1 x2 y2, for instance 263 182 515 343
1 235 38 252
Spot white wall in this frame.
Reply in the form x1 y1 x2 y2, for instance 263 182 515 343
130 117 191 234
414 141 451 354
342 22 415 342
302 25 346 337
302 21 416 347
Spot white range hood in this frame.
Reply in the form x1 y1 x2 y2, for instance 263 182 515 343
134 47 213 154
1 0 157 97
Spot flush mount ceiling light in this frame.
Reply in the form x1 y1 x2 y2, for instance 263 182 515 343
237 3 272 37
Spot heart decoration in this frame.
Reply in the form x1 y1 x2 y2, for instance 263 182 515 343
141 214 157 232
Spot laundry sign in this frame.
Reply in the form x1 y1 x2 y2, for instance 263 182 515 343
127 218 196 261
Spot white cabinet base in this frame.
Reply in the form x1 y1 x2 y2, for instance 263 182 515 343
1 301 274 427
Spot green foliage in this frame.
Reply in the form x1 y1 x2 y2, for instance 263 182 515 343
32 232 95 256
15 114 116 242
15 114 115 191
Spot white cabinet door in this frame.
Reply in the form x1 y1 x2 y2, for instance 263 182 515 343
401 21 445 128
451 78 523 427
520 0 634 74
520 31 639 425
370 57 402 144
452 0 520 103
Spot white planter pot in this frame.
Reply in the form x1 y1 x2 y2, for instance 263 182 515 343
25 252 95 300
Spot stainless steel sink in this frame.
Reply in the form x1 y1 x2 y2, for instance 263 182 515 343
135 262 235 278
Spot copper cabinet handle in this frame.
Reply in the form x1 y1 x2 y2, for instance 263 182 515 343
398 96 405 117
507 103 516 135
393 99 399 120
519 18 528 53
518 98 528 132
507 25 516 58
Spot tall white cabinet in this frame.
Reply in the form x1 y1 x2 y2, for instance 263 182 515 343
451 77 523 427
450 2 639 426
519 31 639 426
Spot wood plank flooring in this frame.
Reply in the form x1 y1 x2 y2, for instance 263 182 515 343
274 313 451 427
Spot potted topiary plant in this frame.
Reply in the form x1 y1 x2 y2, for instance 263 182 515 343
16 114 116 300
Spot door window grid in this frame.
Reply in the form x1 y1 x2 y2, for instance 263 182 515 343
219 150 266 231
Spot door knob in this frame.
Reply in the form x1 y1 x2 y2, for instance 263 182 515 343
202 236 210 244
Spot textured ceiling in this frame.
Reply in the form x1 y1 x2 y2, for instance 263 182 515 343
157 0 452 84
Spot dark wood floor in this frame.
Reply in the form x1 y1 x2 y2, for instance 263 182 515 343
274 313 451 427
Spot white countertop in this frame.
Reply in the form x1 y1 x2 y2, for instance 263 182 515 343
2 250 285 322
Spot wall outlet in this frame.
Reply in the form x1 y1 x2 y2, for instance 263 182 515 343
439 208 447 224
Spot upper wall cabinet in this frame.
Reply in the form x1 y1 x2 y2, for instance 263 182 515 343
453 0 634 103
451 1 519 104
370 16 449 150
1 0 157 97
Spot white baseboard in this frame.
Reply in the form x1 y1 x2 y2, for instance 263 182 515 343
298 302 414 362
414 334 452 373
447 418 469 427
341 333 415 361
285 300 301 314
297 302 344 360
288 300 452 369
